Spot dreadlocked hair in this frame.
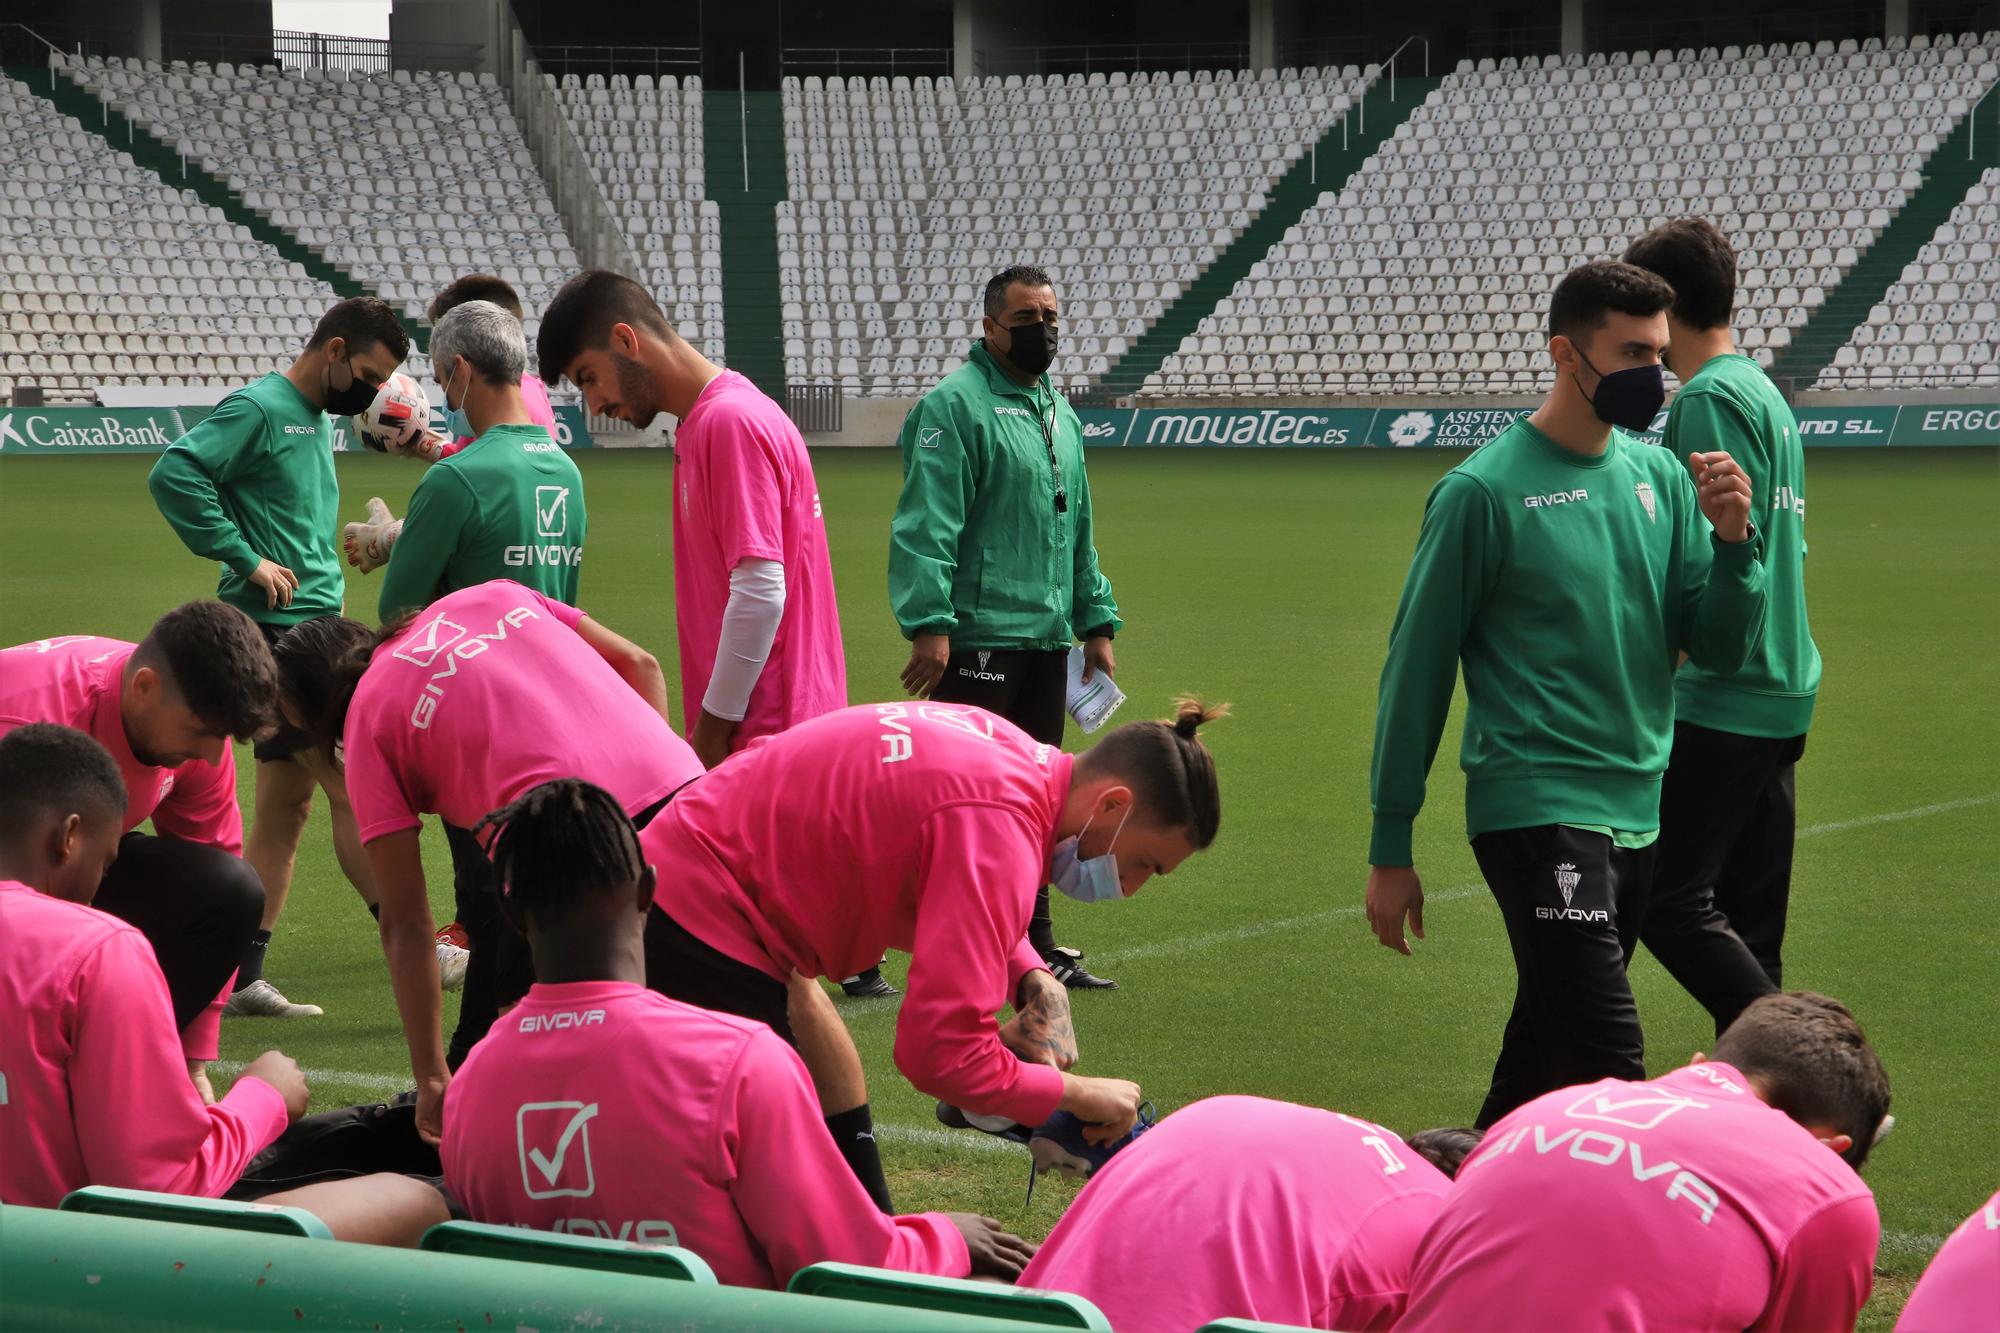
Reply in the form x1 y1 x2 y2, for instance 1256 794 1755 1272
474 779 644 925
1075 695 1229 848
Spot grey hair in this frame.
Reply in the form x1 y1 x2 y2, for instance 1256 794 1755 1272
432 299 526 386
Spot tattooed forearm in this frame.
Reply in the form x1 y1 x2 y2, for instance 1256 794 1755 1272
1015 974 1079 1065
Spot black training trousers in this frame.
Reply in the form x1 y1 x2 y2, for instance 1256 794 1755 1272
1472 824 1654 1130
930 647 1069 954
1640 723 1805 1037
93 832 264 1039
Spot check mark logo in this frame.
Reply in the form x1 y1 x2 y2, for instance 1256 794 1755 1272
527 1103 598 1185
535 485 569 537
918 428 942 449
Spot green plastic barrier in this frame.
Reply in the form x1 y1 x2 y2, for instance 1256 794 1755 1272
59 1185 332 1239
1198 1320 1323 1332
1 1205 1034 1331
419 1218 717 1282
787 1260 1113 1328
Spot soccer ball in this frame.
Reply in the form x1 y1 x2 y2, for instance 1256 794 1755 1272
352 373 435 455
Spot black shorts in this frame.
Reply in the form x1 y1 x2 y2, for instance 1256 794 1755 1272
643 909 794 1044
252 620 313 763
929 647 1069 746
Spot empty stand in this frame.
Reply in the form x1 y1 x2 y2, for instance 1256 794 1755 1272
1819 168 2000 388
1147 34 1998 397
777 66 1374 396
0 72 340 404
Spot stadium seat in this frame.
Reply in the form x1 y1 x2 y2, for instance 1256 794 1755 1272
787 1260 1113 1328
58 1185 333 1240
1197 1322 1323 1332
418 1219 717 1281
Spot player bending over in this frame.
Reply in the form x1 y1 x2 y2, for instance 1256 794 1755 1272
1020 1096 1476 1331
0 725 445 1245
443 778 1035 1288
1897 1182 2000 1329
1398 991 1891 1329
636 697 1226 1211
275 579 701 1141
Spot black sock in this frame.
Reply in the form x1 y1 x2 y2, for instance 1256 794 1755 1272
1028 884 1057 956
235 929 272 991
368 903 381 920
824 1103 893 1214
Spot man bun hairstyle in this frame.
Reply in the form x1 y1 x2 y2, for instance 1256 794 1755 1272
0 723 128 840
1078 696 1228 849
1711 991 1891 1170
1405 1126 1485 1180
475 778 644 928
1623 217 1737 332
1547 259 1676 345
134 600 277 742
271 614 390 769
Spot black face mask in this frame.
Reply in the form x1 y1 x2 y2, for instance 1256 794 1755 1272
1005 320 1058 377
324 356 380 417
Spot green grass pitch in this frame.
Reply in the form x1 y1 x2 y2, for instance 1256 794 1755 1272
2 445 1994 1325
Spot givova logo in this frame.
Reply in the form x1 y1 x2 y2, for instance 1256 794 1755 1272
517 1101 599 1199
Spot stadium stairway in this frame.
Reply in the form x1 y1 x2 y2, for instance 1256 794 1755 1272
705 89 789 400
1766 111 1992 390
1093 75 1441 400
17 65 427 353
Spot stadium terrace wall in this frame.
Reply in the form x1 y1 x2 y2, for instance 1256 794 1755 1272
0 405 597 454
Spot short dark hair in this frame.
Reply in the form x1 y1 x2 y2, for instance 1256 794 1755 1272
1547 260 1675 345
271 614 386 769
1405 1126 1484 1180
476 778 645 928
307 296 411 361
983 265 1055 319
1623 217 1738 332
536 270 675 385
1074 697 1227 849
429 274 525 324
0 723 127 842
133 601 276 742
1712 992 1892 1170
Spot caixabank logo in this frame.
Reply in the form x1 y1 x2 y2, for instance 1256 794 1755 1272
0 410 181 451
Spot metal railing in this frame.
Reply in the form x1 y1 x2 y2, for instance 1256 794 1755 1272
982 40 1251 79
785 384 843 432
533 45 702 82
779 47 952 80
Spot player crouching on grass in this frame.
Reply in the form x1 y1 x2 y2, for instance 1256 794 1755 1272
632 696 1227 1214
0 602 277 1100
442 778 1036 1288
0 725 447 1245
273 579 702 1143
1019 1096 1477 1332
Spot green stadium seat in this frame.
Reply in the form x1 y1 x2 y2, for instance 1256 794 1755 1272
1198 1320 1324 1332
786 1261 1113 1328
418 1219 717 1282
58 1185 332 1239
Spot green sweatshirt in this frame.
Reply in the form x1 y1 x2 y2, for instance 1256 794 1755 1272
888 342 1121 651
147 372 342 626
1668 354 1820 738
377 423 586 621
1368 418 1770 866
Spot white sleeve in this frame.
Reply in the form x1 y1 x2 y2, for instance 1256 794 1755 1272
701 557 786 722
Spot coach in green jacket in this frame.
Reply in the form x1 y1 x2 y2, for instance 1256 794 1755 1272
889 264 1124 990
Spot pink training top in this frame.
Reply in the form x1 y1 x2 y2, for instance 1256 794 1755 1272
0 635 246 1060
443 980 969 1289
642 701 1066 1126
672 370 846 745
0 636 243 855
1399 1063 1880 1331
1021 1096 1451 1331
1897 1186 2000 1331
0 881 289 1208
436 373 557 459
343 580 702 844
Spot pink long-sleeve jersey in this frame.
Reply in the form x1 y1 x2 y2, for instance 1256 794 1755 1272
641 701 1068 1126
1021 1096 1451 1331
2 634 248 1059
442 980 969 1289
342 580 702 844
0 881 289 1207
1897 1186 2000 1331
1399 1063 1879 1331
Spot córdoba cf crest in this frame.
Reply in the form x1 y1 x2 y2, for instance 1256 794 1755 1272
1635 482 1657 522
1556 863 1581 908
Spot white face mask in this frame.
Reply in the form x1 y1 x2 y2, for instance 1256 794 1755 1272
441 359 471 438
1048 805 1131 904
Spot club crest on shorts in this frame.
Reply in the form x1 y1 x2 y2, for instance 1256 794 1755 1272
1556 862 1580 907
978 650 991 672
1634 481 1657 522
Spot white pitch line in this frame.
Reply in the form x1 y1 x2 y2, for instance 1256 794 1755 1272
209 1059 409 1098
1796 791 2000 838
1090 883 1488 968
